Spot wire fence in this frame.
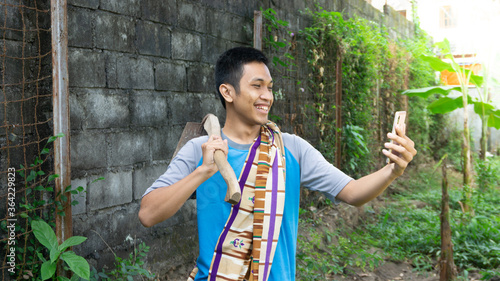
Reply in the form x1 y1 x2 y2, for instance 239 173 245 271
1 0 53 279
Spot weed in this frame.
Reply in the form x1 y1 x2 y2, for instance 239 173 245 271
296 210 383 279
475 157 500 192
362 162 500 279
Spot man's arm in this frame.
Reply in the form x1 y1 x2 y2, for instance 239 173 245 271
138 136 228 227
336 125 417 206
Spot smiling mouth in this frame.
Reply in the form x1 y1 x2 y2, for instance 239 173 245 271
255 105 270 113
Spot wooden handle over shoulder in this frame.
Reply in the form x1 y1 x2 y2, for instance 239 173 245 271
202 114 241 205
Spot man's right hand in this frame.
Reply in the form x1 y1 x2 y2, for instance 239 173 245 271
199 135 228 177
139 135 228 227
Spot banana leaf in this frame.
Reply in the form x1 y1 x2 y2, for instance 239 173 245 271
403 85 461 99
487 109 500 129
427 96 471 114
421 55 484 87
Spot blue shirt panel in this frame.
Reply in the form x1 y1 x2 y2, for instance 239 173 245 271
194 146 300 281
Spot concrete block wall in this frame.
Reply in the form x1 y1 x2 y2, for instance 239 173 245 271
67 0 255 276
64 0 416 278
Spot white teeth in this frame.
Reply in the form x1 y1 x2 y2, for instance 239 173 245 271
256 106 269 111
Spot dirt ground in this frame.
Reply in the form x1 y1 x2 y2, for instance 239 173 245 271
327 260 439 281
297 167 493 281
297 198 492 281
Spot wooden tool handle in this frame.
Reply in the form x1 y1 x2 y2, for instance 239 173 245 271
202 114 241 205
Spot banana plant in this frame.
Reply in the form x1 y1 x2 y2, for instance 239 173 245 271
402 39 500 214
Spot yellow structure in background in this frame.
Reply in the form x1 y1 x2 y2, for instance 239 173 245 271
441 61 482 86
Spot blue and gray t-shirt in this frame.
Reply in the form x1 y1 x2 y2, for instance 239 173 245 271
143 132 353 281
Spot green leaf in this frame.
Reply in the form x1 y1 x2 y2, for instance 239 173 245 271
59 236 87 252
91 177 105 184
472 101 495 115
50 248 61 263
32 220 58 251
427 96 463 114
41 148 50 154
37 252 47 262
48 133 64 143
402 86 461 99
20 213 29 218
469 72 484 87
27 170 37 182
435 39 451 53
41 261 57 280
487 110 500 129
275 41 286 48
421 55 454 72
57 277 71 281
48 174 59 182
60 251 90 280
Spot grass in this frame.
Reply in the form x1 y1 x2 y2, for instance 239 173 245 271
297 156 500 280
364 157 500 278
296 214 384 280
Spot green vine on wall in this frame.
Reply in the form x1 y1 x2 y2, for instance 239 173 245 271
260 5 437 177
300 7 436 176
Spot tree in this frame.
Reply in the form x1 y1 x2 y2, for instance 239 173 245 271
403 39 500 214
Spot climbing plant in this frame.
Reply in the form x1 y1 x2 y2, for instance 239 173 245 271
299 7 436 176
261 6 437 177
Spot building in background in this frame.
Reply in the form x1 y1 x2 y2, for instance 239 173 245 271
366 0 500 152
419 0 500 152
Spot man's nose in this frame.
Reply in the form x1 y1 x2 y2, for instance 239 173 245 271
261 88 273 102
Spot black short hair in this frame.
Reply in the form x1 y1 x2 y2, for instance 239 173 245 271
215 47 269 109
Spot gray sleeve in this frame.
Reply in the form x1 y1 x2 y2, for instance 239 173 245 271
142 136 207 197
283 133 353 203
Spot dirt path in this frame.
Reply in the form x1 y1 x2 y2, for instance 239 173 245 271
327 261 439 281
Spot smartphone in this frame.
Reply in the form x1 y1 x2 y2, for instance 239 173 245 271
387 111 406 163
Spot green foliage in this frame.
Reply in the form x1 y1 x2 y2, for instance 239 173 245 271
402 31 440 164
299 7 437 175
342 125 369 173
89 242 155 281
32 220 90 280
261 5 438 172
297 213 383 280
475 157 500 192
402 40 500 129
0 134 102 280
261 8 296 71
362 164 500 278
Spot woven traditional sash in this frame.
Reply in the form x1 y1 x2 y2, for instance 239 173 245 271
187 122 286 281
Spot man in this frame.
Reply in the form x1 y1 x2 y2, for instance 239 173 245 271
139 47 416 281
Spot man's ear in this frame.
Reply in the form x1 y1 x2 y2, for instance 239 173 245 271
219 83 234 104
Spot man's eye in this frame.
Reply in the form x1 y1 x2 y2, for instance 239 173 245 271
268 87 273 91
252 84 260 88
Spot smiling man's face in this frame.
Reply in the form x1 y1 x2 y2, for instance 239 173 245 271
229 61 274 126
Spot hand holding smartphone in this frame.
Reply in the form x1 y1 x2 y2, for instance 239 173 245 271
387 111 406 164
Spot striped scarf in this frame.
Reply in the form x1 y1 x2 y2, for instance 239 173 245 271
188 122 286 281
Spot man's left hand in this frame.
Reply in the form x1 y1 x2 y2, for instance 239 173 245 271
382 124 417 177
